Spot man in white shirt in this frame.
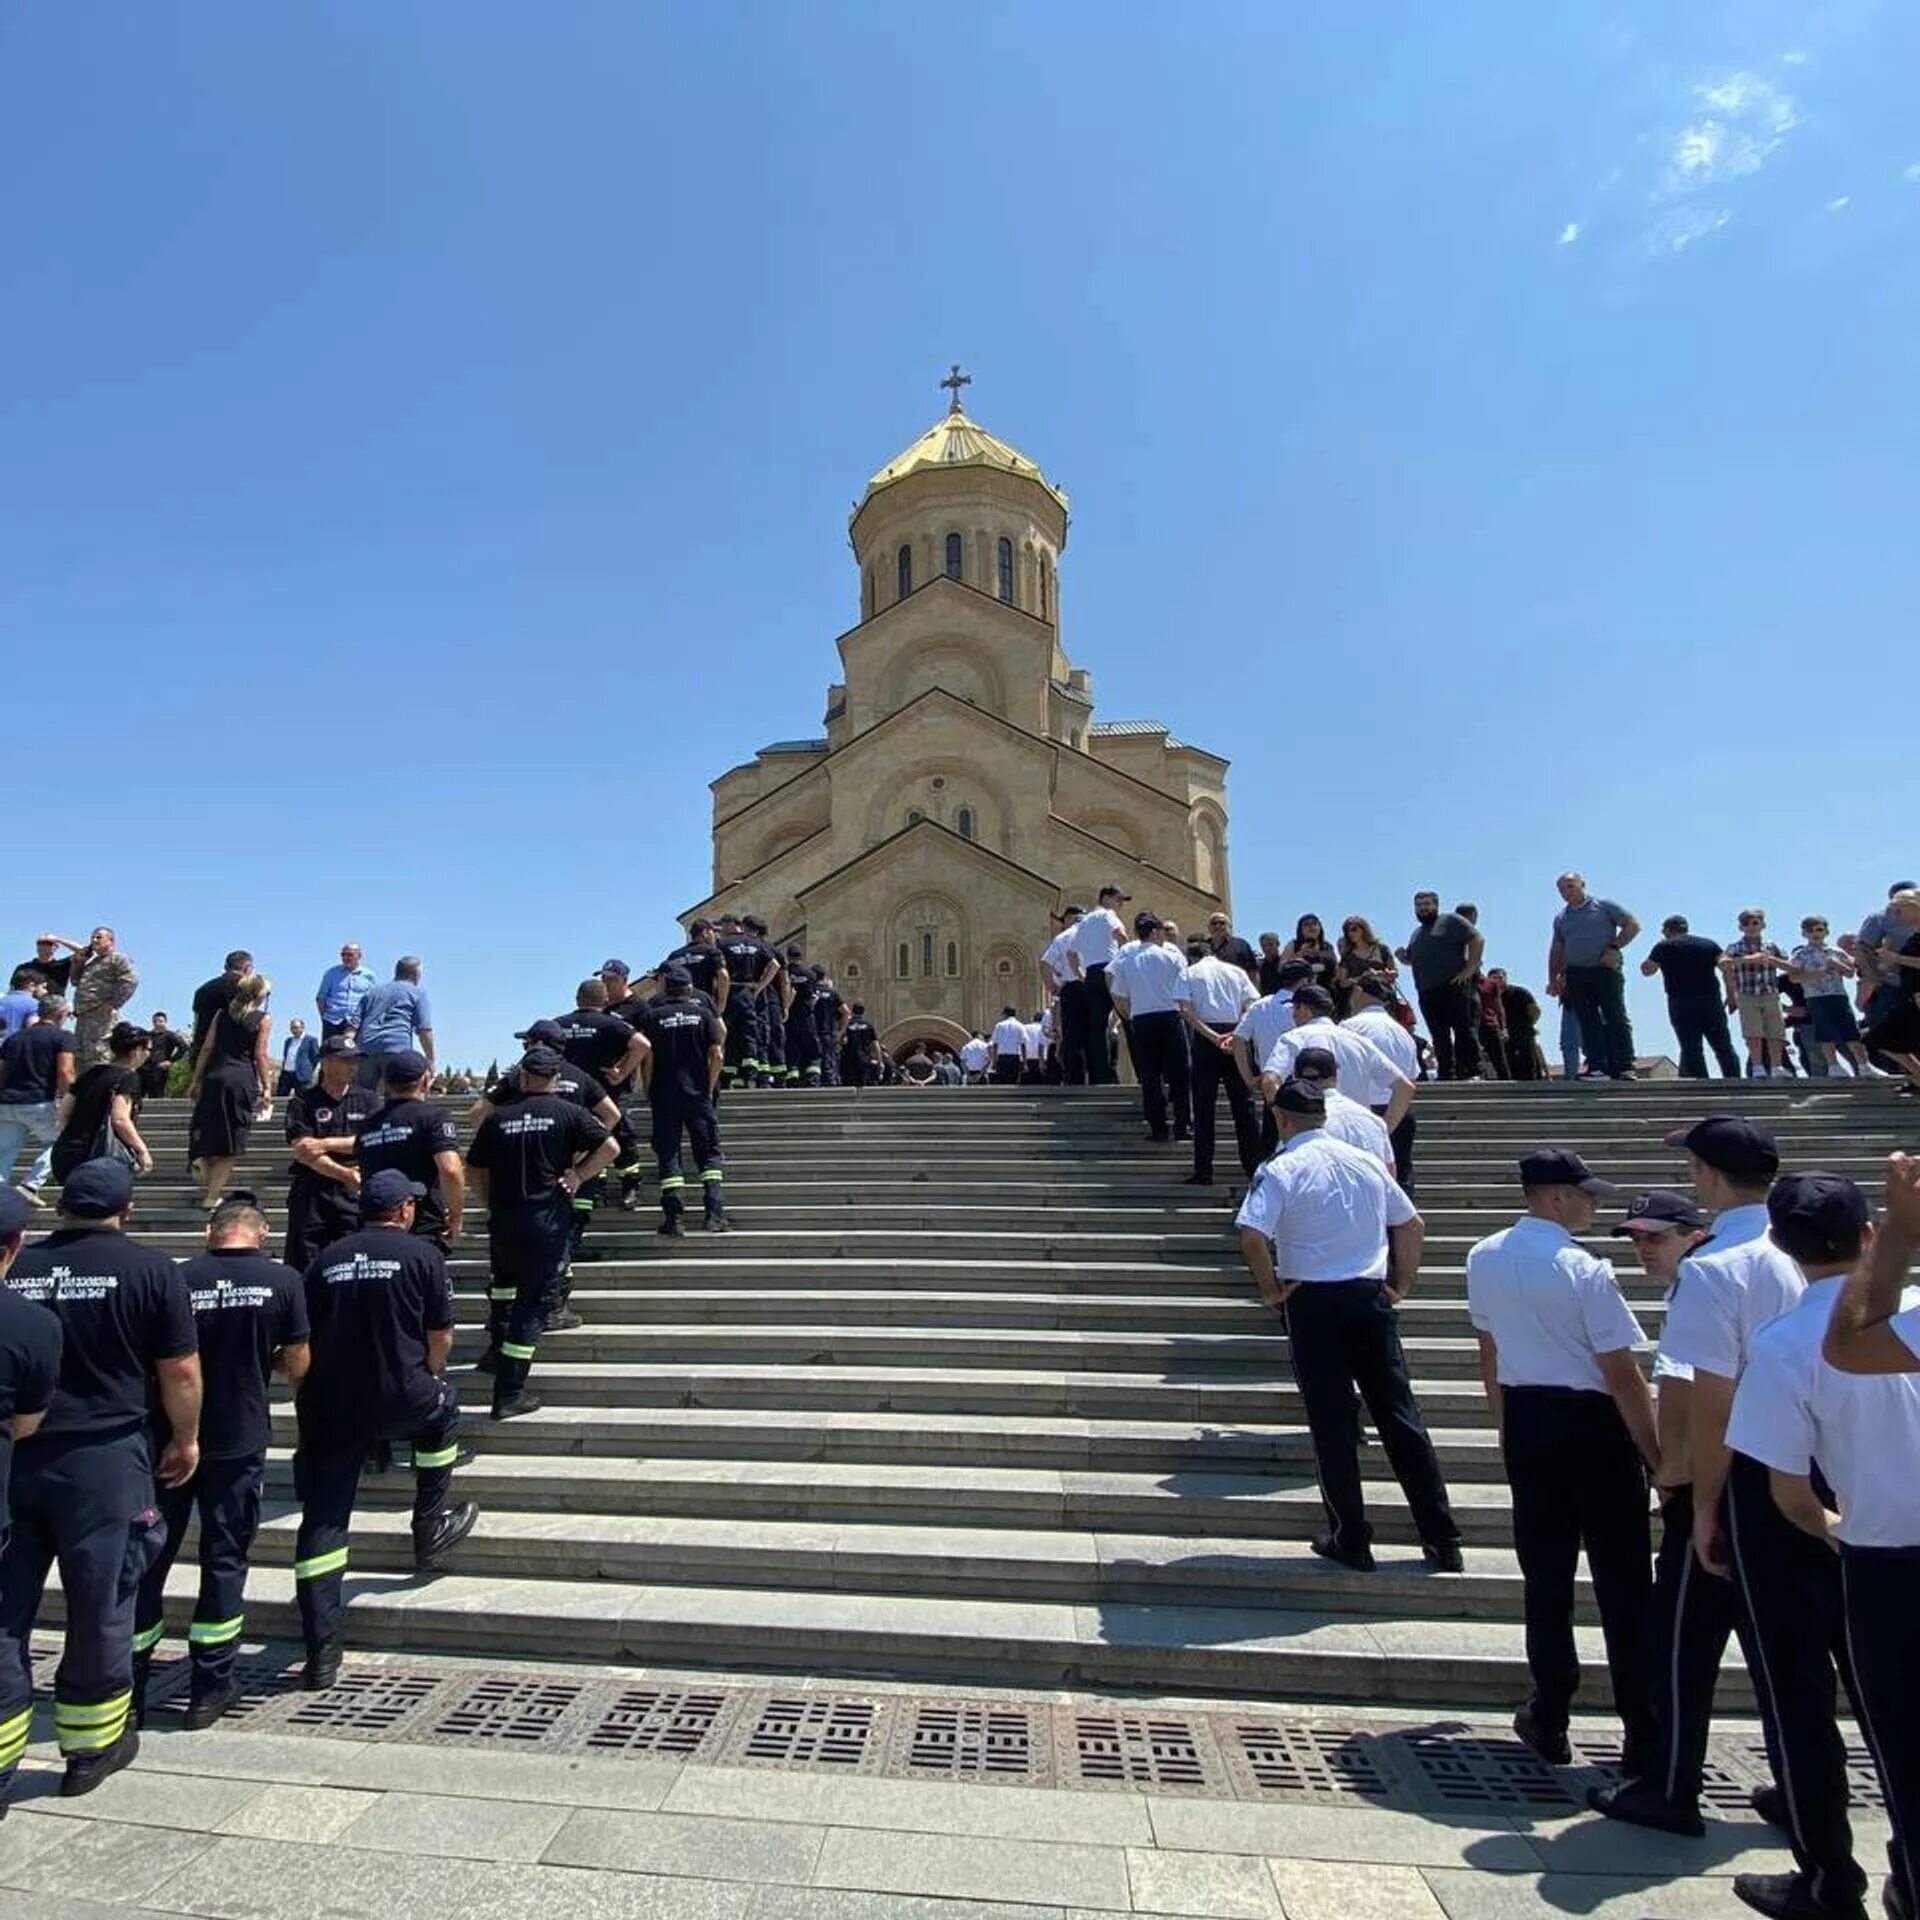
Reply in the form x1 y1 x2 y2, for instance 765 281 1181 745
1284 1047 1393 1168
1066 886 1129 1086
1592 1113 1797 1841
1175 937 1259 1186
1041 908 1088 1085
1265 986 1414 1135
1345 973 1423 1196
1232 960 1316 1160
1720 1176 1885 1920
1021 1009 1051 1085
1110 915 1190 1143
1235 1079 1461 1574
1818 1152 1920 1920
1466 1149 1657 1772
958 1033 991 1085
989 1006 1026 1087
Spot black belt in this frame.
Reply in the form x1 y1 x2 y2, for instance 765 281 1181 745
1206 1021 1237 1034
1503 1383 1608 1400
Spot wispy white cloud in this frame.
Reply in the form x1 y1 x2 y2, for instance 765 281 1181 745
1647 204 1732 255
1557 222 1583 246
1781 48 1808 66
1904 163 1920 184
1826 195 1851 211
1664 71 1800 196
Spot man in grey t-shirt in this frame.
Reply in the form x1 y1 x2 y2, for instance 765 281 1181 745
1397 891 1484 1081
1547 874 1640 1080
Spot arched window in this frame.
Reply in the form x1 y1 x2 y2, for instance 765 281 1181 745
956 806 975 841
921 931 935 976
896 942 911 978
945 533 963 580
1039 554 1051 621
944 940 960 978
996 537 1014 603
897 544 913 600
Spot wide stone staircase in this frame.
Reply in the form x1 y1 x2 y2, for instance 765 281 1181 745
92 1078 1914 1706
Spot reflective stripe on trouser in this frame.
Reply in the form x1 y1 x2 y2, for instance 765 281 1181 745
785 1010 821 1083
652 1098 724 1215
490 1204 571 1407
293 1376 461 1651
0 1427 162 1783
132 1452 267 1687
722 992 761 1085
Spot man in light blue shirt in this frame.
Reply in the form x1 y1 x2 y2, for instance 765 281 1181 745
0 971 43 1038
314 942 376 1039
353 956 435 1088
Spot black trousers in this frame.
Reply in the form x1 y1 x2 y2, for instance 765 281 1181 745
488 1202 573 1407
722 989 761 1085
1842 1544 1920 1914
992 1053 1022 1085
284 1175 357 1272
1476 1025 1510 1079
1083 966 1117 1083
293 1376 461 1651
1058 980 1090 1085
1502 1388 1654 1758
0 1428 163 1788
764 994 786 1080
652 1096 724 1218
842 1045 873 1087
132 1452 266 1691
1563 964 1638 1079
1668 990 1742 1080
816 1013 841 1085
1191 1025 1258 1180
1284 1279 1458 1557
1131 1010 1191 1138
1374 1107 1418 1200
785 1008 822 1084
1417 982 1482 1080
1507 1028 1541 1082
1726 1453 1866 1906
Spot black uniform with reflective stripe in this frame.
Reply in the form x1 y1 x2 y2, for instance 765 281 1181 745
487 1062 611 1117
468 1095 609 1208
284 1080 383 1235
637 1001 724 1105
177 1249 308 1461
550 1009 633 1081
356 1098 461 1240
716 935 774 993
664 944 729 1001
0 1292 61 1521
298 1226 455 1437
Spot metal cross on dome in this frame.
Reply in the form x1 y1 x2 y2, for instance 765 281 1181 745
940 364 972 415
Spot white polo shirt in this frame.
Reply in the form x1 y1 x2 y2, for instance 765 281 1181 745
1020 1020 1048 1062
1466 1215 1648 1392
1343 1006 1419 1082
1263 1016 1405 1110
1041 929 1078 986
1234 1130 1416 1283
1727 1275 1920 1548
991 1015 1026 1057
1319 1088 1394 1168
959 1038 990 1073
1070 908 1125 971
1118 942 1187 1016
1233 994 1296 1067
1895 1305 1920 1364
1178 955 1258 1026
1659 1204 1804 1383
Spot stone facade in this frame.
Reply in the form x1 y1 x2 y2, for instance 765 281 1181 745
687 394 1232 1050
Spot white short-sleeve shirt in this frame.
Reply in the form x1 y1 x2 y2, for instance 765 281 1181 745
1659 1204 1805 1383
1041 930 1077 984
1320 1089 1395 1169
1233 994 1296 1067
1466 1215 1648 1392
1264 1017 1405 1109
1020 1020 1048 1061
991 1015 1027 1056
959 1038 990 1073
1727 1276 1920 1547
1343 1006 1419 1081
1069 908 1125 971
1119 942 1187 1016
1177 955 1259 1025
1234 1131 1416 1283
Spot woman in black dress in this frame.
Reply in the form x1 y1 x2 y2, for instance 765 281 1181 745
1333 914 1399 1017
189 971 274 1209
52 1021 155 1182
1280 914 1338 997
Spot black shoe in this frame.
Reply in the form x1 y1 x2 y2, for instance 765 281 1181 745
658 1217 684 1237
1423 1540 1466 1573
545 1307 583 1332
1512 1702 1570 1766
1751 1783 1790 1832
1147 1129 1172 1143
1182 1172 1214 1186
1585 1779 1705 1838
1173 1128 1191 1141
1309 1533 1375 1573
61 1727 139 1797
473 1348 499 1375
302 1642 342 1693
414 1500 479 1571
704 1213 732 1234
492 1393 542 1421
1732 1871 1867 1920
619 1186 641 1211
183 1678 243 1730
131 1658 152 1731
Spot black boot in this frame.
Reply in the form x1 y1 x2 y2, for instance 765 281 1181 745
658 1209 684 1237
184 1676 244 1730
1512 1701 1570 1765
704 1206 731 1235
61 1728 139 1797
302 1642 342 1693
414 1501 479 1572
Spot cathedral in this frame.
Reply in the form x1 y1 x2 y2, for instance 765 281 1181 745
687 372 1233 1052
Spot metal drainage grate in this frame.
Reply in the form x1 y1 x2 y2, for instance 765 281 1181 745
427 1675 588 1746
731 1694 888 1771
1403 1730 1571 1812
1221 1718 1398 1801
897 1700 1046 1783
280 1669 448 1737
583 1686 734 1759
1063 1709 1224 1794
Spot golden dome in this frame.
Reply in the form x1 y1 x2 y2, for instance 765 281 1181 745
857 409 1068 517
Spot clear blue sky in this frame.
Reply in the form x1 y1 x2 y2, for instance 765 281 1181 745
4 4 1914 1063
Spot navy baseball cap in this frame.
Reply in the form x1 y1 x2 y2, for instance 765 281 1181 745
1273 1077 1326 1115
320 1035 360 1058
0 1187 30 1238
599 958 630 978
1613 1188 1712 1234
1275 960 1315 989
362 1169 428 1213
690 920 714 936
1518 1148 1619 1195
1293 1045 1338 1080
1666 1115 1780 1179
383 1049 430 1083
1291 984 1335 1014
514 1019 568 1046
518 1044 566 1076
662 963 693 990
1768 1172 1870 1260
62 1159 134 1218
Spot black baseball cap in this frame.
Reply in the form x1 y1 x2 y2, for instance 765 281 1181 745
61 1159 134 1218
1275 960 1315 989
1768 1172 1870 1261
599 958 631 978
1518 1148 1619 1195
383 1048 430 1084
1666 1115 1780 1179
514 1019 568 1046
1273 1077 1326 1115
662 963 693 991
689 920 714 937
1061 904 1085 918
362 1169 428 1213
1134 911 1161 933
518 1044 566 1076
1612 1188 1711 1235
1293 1045 1338 1081
320 1034 360 1058
1291 984 1335 1014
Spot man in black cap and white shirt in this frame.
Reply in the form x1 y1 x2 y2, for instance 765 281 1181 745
1110 915 1191 1142
1176 936 1259 1186
1042 908 1089 1086
1285 1047 1394 1169
1592 1113 1798 1840
1067 886 1129 1085
1235 1079 1462 1573
1820 1152 1920 1920
1466 1150 1658 1770
1232 960 1317 1162
1344 973 1423 1195
1262 986 1415 1139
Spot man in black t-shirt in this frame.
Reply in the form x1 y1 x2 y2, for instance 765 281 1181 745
745 916 789 1084
813 974 846 1085
140 1012 190 1101
284 1037 384 1269
292 1169 476 1689
715 915 780 1088
0 1159 198 1800
132 1198 308 1727
781 946 823 1087
842 1004 880 1088
1640 916 1742 1080
0 1186 62 1551
636 969 727 1237
355 1051 465 1245
539 984 650 1206
655 922 731 1012
467 1047 617 1419
189 951 253 1059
